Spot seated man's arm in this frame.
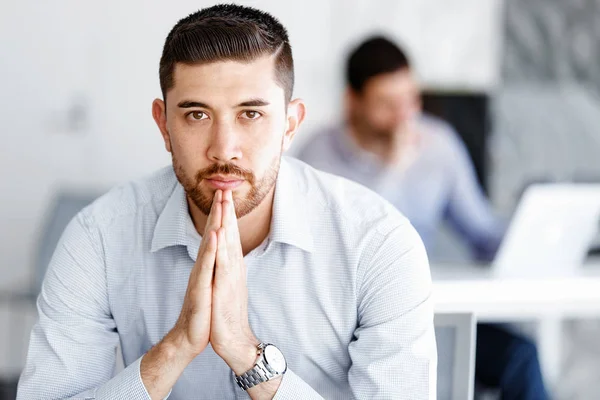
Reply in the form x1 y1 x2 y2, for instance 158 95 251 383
349 222 437 399
443 129 506 261
17 213 172 400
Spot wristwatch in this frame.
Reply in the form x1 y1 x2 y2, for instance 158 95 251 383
235 343 287 390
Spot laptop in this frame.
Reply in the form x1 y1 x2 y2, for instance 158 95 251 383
492 184 600 277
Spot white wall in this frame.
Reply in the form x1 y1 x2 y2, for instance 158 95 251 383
0 0 502 373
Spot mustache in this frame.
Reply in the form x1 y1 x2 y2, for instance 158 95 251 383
195 163 255 184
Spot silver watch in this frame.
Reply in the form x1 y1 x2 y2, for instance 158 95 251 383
235 343 287 390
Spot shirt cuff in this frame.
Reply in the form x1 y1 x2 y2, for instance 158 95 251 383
94 356 171 399
273 369 323 400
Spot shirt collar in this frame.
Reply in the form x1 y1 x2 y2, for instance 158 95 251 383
150 158 314 255
151 181 200 254
269 157 314 253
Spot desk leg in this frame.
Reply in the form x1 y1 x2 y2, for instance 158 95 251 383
536 317 563 391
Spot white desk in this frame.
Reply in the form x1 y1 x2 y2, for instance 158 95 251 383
431 262 600 390
432 263 600 320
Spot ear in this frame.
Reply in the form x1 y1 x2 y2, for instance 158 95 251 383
282 98 306 152
152 98 172 153
344 86 360 111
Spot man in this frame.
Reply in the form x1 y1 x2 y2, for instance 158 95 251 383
297 36 549 399
18 6 436 400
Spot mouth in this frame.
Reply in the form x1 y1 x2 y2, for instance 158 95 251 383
203 175 245 190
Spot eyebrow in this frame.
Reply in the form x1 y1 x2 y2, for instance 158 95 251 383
237 98 270 107
177 98 270 109
178 101 210 109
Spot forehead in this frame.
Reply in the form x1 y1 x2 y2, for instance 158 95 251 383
168 55 284 106
363 69 418 98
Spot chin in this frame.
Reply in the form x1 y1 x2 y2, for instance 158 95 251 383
230 188 248 203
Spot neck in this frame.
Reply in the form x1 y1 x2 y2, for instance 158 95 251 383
188 188 275 256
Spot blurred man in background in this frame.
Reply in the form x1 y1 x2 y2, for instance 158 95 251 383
297 36 549 399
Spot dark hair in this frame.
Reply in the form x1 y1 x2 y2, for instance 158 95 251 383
346 36 411 93
159 4 294 103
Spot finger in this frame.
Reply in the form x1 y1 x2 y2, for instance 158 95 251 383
199 192 222 256
196 230 217 289
222 190 241 244
203 190 223 237
221 193 244 262
215 227 229 273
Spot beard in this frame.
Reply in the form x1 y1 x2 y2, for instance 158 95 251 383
173 152 281 219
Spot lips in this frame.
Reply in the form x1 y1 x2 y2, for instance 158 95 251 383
204 176 245 190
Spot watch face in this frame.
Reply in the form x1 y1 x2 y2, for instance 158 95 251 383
263 345 287 374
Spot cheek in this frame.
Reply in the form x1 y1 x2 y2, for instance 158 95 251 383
247 117 284 147
245 134 281 162
243 125 283 168
172 135 200 156
170 132 210 172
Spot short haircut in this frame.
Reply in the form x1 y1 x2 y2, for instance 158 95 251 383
346 36 411 93
159 4 294 103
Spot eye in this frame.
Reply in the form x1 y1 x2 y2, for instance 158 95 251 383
188 111 208 120
241 110 261 120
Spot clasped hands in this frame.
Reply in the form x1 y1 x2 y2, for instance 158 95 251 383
173 189 259 375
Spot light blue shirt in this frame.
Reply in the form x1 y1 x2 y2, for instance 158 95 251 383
18 157 436 399
297 115 505 261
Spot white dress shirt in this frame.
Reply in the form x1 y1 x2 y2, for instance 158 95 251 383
18 156 436 399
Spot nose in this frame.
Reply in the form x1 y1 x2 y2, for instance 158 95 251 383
206 119 243 162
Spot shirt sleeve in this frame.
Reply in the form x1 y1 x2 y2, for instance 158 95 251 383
16 213 161 400
443 128 506 261
349 222 437 399
272 369 324 399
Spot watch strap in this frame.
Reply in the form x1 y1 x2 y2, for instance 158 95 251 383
235 359 274 390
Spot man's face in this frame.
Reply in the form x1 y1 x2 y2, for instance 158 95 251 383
350 68 421 139
153 55 303 218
